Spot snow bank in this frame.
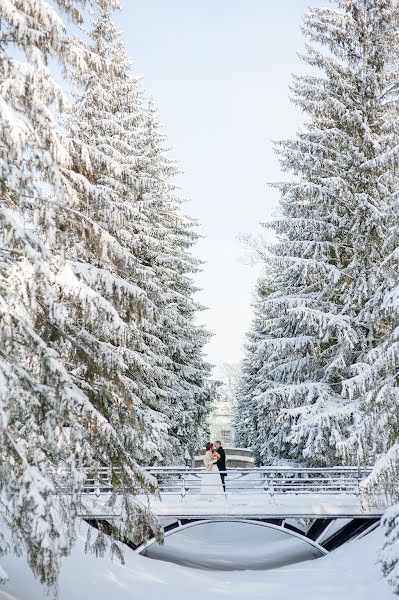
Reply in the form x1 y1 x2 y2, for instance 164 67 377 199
0 522 394 599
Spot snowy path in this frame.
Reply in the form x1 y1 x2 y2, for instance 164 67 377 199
80 491 384 519
144 492 383 518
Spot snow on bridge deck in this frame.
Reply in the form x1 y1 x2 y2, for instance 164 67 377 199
76 466 387 520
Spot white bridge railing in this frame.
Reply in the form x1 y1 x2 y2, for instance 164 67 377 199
76 466 374 498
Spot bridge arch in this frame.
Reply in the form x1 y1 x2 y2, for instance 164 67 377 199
135 517 329 557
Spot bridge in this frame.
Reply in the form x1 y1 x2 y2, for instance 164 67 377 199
76 465 385 519
71 466 386 560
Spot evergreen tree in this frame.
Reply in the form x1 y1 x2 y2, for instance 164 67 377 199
234 0 399 591
0 0 159 586
139 100 212 462
59 3 175 466
62 3 212 466
234 336 257 451
358 443 399 593
243 0 399 467
343 181 399 592
234 277 275 459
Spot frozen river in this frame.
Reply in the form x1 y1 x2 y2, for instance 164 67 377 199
142 520 324 570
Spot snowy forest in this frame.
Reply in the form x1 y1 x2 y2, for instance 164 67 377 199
2 0 399 598
0 0 212 588
234 0 399 593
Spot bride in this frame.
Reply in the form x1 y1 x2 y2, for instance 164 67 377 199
202 442 224 501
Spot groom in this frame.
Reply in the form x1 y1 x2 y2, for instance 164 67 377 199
214 440 227 491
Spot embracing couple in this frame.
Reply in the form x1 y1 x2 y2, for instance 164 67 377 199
203 441 227 500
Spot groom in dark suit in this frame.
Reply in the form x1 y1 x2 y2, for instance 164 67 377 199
214 440 227 491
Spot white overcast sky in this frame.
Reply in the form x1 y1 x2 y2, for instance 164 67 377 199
116 0 321 373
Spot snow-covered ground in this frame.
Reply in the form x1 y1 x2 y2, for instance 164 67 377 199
0 521 394 599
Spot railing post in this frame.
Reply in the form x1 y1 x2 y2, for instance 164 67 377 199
181 471 187 503
94 466 100 498
355 472 361 497
269 471 275 496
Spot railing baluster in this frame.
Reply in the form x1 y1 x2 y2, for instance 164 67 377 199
181 472 186 503
94 466 100 498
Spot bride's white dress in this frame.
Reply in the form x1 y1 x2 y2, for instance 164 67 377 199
202 450 224 500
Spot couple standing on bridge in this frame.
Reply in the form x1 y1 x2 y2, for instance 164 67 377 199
203 441 227 500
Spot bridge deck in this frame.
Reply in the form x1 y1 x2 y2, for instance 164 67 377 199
141 494 383 519
79 491 384 519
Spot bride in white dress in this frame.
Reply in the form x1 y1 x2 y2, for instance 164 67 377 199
202 442 224 501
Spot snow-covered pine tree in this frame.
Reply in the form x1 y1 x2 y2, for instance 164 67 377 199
356 444 399 593
252 0 399 466
234 335 259 452
138 100 212 462
0 0 159 586
59 3 211 467
342 159 399 592
234 276 275 459
380 500 399 595
58 3 176 466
